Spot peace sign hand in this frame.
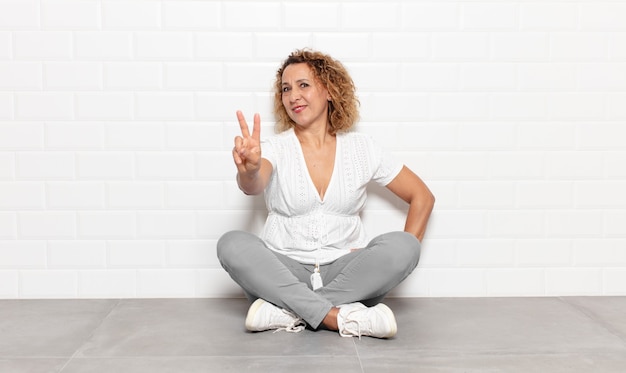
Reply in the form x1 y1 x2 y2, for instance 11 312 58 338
232 110 262 176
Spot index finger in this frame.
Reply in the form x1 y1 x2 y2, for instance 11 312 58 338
236 110 251 138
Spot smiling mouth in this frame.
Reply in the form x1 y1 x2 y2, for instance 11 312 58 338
292 105 306 113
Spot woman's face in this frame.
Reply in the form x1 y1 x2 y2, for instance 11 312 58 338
281 63 331 130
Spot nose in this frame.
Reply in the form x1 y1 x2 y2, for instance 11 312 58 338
288 87 302 103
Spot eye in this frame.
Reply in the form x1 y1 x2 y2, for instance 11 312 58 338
300 82 309 88
282 86 291 93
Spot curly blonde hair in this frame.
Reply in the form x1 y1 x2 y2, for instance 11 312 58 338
273 49 359 135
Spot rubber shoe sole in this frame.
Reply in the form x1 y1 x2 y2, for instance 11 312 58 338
373 303 397 338
245 298 268 331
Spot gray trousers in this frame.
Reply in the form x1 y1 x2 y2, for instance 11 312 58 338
216 230 420 329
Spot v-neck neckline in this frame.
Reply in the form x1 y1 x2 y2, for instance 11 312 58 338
292 130 339 203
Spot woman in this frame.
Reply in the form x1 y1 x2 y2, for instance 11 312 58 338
217 49 434 338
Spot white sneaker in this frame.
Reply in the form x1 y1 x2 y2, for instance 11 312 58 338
245 298 306 333
337 302 397 339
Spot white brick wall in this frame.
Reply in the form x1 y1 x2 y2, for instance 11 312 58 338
0 0 624 299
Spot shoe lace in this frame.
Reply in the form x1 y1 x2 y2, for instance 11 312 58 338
273 309 306 333
340 310 367 339
344 320 363 339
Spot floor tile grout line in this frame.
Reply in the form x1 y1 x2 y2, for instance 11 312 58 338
352 338 366 373
558 297 626 347
57 299 123 373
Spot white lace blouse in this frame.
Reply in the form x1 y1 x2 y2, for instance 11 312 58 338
259 128 403 265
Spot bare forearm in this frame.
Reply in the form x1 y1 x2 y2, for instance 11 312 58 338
236 158 272 195
237 171 264 195
404 196 435 242
385 166 435 242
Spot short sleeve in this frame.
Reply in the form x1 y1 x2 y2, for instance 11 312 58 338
367 135 404 186
260 138 276 168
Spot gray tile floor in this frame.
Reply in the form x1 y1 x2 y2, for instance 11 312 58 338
1 297 625 373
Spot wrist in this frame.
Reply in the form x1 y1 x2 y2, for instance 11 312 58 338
236 170 264 195
238 169 259 181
